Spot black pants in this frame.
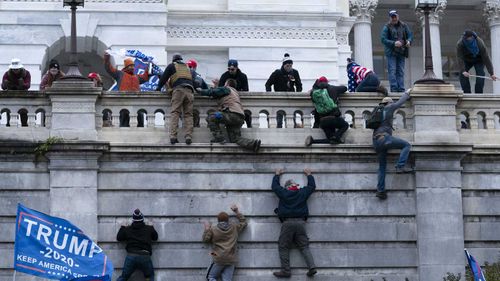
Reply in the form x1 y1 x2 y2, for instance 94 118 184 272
278 220 316 273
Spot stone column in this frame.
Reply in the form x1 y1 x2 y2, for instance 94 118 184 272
417 0 447 79
47 143 109 240
46 80 100 140
485 0 500 94
414 150 469 280
349 0 377 70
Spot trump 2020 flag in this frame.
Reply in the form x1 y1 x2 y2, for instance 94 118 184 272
465 249 486 281
14 204 113 280
70 275 111 281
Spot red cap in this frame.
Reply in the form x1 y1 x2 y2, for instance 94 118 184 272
318 76 328 83
88 72 98 79
186 59 198 69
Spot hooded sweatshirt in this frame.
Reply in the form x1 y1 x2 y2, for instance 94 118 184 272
116 221 158 255
202 213 247 265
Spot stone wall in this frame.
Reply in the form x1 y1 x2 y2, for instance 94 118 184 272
1 81 500 280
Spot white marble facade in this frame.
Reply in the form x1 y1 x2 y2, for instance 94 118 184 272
0 0 498 92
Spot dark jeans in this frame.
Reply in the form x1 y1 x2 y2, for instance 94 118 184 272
459 61 486 93
387 55 406 92
373 134 411 192
355 73 380 92
278 220 316 273
207 111 257 150
117 254 154 281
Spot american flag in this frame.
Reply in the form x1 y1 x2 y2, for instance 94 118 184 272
347 61 373 92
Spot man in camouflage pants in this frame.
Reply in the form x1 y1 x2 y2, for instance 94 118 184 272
199 79 261 153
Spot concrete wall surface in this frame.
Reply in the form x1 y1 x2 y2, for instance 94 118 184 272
0 81 500 281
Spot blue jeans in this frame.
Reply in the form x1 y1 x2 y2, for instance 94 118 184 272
373 134 411 192
117 255 154 281
387 55 406 92
355 73 380 92
459 61 486 93
206 263 235 281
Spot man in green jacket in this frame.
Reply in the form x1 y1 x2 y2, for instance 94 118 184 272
202 204 247 281
457 30 497 93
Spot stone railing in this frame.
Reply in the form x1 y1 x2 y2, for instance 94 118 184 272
0 92 50 128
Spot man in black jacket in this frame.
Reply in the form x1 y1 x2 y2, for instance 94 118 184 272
272 168 317 278
265 53 303 128
305 76 349 145
117 209 158 281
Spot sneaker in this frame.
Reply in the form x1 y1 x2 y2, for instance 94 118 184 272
170 138 179 145
305 135 313 147
395 166 414 174
376 191 387 200
253 139 262 153
306 268 317 277
376 85 389 96
273 271 291 278
185 138 192 145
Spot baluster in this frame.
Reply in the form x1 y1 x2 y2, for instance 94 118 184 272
28 113 36 127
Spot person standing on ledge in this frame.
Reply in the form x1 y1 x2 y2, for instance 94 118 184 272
457 29 497 93
381 10 413 93
272 168 317 278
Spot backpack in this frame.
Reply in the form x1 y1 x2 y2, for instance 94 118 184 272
312 88 337 115
366 105 385 129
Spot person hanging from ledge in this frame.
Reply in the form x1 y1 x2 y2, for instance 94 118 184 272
2 58 31 90
272 168 317 278
116 208 158 281
198 78 261 153
456 29 497 94
213 59 252 128
265 53 303 128
202 204 247 281
347 58 388 96
156 53 195 145
305 76 349 146
371 90 413 200
40 59 65 90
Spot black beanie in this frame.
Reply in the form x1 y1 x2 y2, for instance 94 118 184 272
172 53 183 62
282 53 293 65
132 209 144 222
49 59 60 70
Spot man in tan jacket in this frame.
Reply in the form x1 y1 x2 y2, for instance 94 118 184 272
202 204 247 281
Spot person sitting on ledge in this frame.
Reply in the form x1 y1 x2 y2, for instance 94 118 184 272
2 58 31 90
305 76 349 145
40 59 65 90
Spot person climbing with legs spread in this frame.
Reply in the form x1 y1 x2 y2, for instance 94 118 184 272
370 90 413 200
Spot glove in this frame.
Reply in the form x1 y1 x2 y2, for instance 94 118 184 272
214 112 223 120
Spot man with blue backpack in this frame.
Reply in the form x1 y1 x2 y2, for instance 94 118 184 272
369 90 413 200
305 76 349 146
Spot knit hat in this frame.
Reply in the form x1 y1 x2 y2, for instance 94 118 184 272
123 58 135 68
389 10 398 17
132 209 144 222
217 212 229 222
172 53 183 62
318 76 328 83
49 59 60 70
227 59 238 68
285 179 300 191
282 53 293 65
381 97 394 104
9 58 23 70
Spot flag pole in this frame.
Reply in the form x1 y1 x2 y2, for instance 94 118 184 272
13 270 16 281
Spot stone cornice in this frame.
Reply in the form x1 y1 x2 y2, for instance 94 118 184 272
349 0 378 23
167 26 336 41
484 0 500 26
1 0 163 2
416 0 447 25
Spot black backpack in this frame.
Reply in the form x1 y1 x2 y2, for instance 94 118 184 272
366 105 385 129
